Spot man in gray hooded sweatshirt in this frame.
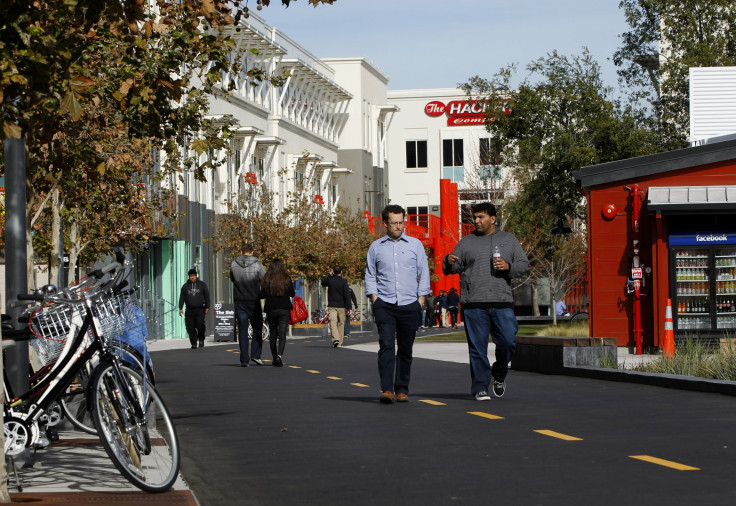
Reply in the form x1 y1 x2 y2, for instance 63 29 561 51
230 244 266 367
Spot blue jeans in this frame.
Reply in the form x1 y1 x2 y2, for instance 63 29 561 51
372 298 421 394
462 307 518 395
235 302 263 365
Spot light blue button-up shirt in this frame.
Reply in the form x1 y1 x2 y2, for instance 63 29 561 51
365 233 431 305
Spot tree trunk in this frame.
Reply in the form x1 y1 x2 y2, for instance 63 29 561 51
68 219 80 280
531 283 540 316
49 188 62 286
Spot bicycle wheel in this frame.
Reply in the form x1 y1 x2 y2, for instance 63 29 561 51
90 362 180 493
59 368 96 434
570 311 589 323
248 320 270 341
60 346 154 436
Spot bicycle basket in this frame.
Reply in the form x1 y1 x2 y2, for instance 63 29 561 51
29 304 76 365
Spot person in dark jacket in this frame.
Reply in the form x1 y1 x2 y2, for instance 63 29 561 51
321 266 351 348
178 269 210 349
259 258 295 367
230 245 266 366
424 293 435 328
446 287 460 329
437 291 447 327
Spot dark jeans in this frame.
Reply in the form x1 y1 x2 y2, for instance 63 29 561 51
462 307 518 395
267 308 290 359
372 298 421 394
235 302 263 366
184 307 206 347
449 307 459 326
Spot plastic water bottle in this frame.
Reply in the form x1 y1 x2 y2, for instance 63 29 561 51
493 245 501 270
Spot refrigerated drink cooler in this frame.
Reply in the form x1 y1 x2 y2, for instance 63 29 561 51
670 232 736 336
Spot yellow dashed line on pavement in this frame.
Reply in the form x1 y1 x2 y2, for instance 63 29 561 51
306 370 320 374
327 376 342 380
226 349 239 353
629 455 700 471
534 430 582 441
288 365 301 369
468 411 504 420
419 400 446 406
351 383 370 388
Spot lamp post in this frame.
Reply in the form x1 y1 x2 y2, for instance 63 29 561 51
246 171 257 239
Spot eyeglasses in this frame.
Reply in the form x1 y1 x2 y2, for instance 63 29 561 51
387 221 405 227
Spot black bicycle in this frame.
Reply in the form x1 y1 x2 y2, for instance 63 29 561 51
4 252 179 493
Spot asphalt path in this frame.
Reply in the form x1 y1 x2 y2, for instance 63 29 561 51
151 333 736 506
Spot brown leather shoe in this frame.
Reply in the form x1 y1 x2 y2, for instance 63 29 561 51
396 393 409 403
379 391 396 404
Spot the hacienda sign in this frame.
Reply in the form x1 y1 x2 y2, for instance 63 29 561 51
424 100 509 126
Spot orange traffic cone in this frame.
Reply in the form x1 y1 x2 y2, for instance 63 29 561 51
663 298 675 358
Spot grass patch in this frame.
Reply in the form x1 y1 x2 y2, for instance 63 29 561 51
416 324 547 342
631 339 736 381
533 320 589 337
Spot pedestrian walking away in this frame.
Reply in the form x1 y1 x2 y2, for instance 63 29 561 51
437 290 447 327
446 287 460 329
443 202 528 401
178 268 211 349
424 292 435 328
365 204 431 404
230 244 267 366
259 258 295 367
321 265 352 348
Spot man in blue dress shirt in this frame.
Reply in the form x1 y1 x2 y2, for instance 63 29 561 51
365 205 431 404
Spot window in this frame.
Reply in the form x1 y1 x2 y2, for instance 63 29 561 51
407 206 429 229
479 138 493 166
442 138 464 182
406 140 428 169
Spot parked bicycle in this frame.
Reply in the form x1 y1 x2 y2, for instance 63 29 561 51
247 313 270 341
4 251 180 493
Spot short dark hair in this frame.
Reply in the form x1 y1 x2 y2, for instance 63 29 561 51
333 265 342 274
243 243 254 254
382 204 406 223
471 202 497 217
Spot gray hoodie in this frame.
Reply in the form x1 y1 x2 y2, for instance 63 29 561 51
230 255 266 304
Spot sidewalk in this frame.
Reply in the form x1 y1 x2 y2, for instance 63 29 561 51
8 335 203 504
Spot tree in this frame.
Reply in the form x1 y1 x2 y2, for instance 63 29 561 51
614 0 736 144
212 177 373 286
462 50 660 315
1 0 336 284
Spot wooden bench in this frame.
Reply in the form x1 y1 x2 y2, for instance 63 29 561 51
511 336 616 374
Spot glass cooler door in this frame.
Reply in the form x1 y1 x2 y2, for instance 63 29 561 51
674 247 712 331
714 246 736 330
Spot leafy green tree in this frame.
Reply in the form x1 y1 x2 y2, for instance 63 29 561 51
614 0 736 144
463 50 660 315
214 182 372 285
1 0 335 283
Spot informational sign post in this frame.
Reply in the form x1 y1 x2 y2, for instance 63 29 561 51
214 303 235 342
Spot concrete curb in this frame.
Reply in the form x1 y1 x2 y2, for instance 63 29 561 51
562 365 736 396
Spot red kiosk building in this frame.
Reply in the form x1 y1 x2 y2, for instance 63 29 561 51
575 137 736 350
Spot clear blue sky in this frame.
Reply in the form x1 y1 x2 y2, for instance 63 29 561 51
257 0 630 91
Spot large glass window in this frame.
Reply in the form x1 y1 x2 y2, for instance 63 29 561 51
442 138 464 182
406 140 428 169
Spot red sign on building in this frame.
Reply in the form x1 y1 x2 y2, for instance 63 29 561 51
424 99 508 126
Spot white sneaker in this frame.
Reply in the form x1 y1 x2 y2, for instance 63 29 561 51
474 390 490 401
